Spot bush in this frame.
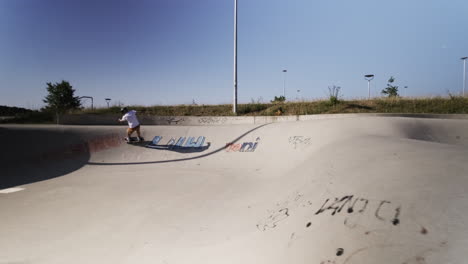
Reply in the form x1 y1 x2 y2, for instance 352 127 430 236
271 96 286 103
328 85 341 106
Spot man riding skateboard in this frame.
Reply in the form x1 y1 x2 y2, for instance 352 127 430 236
118 107 144 142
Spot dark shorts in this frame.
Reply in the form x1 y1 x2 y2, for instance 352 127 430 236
127 125 140 134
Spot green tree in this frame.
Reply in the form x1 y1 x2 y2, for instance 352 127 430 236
43 81 81 123
381 76 399 97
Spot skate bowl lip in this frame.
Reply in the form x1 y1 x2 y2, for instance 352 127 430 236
57 113 468 126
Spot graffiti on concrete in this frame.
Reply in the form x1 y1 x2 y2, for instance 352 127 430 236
166 117 184 125
40 133 122 161
258 193 401 234
314 195 401 226
288 136 312 149
256 208 290 231
85 134 122 153
257 191 313 231
198 117 228 124
225 137 260 152
146 136 210 152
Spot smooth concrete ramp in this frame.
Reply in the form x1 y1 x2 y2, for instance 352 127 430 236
1 116 468 264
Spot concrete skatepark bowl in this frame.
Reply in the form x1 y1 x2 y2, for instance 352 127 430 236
1 115 468 264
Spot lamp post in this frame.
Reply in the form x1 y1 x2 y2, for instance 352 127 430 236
105 98 111 108
79 96 93 109
404 86 408 97
282 69 287 99
233 0 238 114
364 74 374 99
461 57 467 96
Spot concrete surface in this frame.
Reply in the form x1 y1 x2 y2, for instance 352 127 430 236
1 115 468 264
60 113 468 126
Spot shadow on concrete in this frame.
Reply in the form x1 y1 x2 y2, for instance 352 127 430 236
399 121 438 143
144 143 211 153
88 123 270 166
0 127 90 189
124 138 211 153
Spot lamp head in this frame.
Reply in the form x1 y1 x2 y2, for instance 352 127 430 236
364 74 375 80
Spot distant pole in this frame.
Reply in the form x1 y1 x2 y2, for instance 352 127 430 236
462 57 467 96
233 0 238 113
283 69 287 98
404 86 408 97
105 98 111 108
364 74 374 99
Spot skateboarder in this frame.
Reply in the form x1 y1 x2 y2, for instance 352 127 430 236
118 107 144 142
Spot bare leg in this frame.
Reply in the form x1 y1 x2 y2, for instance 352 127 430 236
127 128 133 138
136 126 141 138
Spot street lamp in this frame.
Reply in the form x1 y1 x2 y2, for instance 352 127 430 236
233 0 238 114
105 98 111 108
283 69 287 99
404 86 408 97
79 96 93 109
461 57 467 96
364 74 374 99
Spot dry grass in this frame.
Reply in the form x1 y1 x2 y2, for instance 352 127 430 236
72 96 468 116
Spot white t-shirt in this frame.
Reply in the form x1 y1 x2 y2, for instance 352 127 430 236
121 110 140 128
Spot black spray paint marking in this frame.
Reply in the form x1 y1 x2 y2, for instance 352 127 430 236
315 196 355 215
314 195 402 226
375 200 391 221
256 208 289 231
392 206 401 226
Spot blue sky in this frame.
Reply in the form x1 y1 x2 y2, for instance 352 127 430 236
1 0 468 109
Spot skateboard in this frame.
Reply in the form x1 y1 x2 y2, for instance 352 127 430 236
124 137 145 144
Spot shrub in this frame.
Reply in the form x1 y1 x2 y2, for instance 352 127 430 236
271 96 286 103
328 85 341 106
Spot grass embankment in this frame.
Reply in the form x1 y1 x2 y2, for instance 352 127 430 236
2 97 468 124
78 97 468 116
0 105 54 124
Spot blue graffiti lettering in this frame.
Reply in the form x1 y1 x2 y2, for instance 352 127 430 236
152 136 162 145
175 137 186 148
146 136 208 150
184 136 205 148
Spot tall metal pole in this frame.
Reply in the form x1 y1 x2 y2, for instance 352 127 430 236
367 80 370 99
462 57 467 96
233 0 238 114
105 98 111 108
364 74 374 100
282 69 287 98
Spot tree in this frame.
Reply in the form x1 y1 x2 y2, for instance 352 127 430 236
381 76 399 97
43 81 81 123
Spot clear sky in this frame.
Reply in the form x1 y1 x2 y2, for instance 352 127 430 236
1 0 468 109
